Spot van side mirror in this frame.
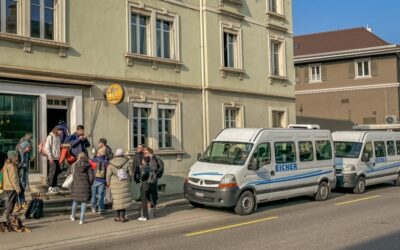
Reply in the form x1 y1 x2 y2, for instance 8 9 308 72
361 152 370 162
197 153 201 160
248 157 259 171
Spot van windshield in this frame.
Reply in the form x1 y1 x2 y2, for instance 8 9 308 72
334 141 363 158
199 142 253 166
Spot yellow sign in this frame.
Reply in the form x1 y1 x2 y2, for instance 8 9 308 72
105 83 125 105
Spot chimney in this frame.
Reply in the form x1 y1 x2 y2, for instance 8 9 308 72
366 25 372 33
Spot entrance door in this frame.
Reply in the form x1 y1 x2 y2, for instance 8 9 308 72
46 99 68 134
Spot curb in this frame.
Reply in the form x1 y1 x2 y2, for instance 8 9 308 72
25 198 189 225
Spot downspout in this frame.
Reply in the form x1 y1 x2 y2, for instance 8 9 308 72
200 0 208 150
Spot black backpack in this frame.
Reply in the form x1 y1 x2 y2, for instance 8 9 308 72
26 198 44 219
155 157 164 179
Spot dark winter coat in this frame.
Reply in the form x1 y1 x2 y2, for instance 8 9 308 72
91 156 108 184
140 163 151 192
70 159 94 202
106 156 133 210
133 152 143 183
69 133 90 157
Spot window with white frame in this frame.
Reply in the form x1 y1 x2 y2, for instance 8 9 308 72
0 0 18 34
158 105 175 148
132 105 151 149
355 59 370 78
271 110 286 128
131 102 181 151
131 13 148 55
270 40 281 76
30 0 54 40
156 19 171 59
223 32 237 68
128 5 179 61
225 108 239 128
268 0 283 15
309 64 321 82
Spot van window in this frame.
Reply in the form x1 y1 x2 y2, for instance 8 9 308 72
316 140 332 160
253 143 271 168
334 142 362 158
299 141 313 162
199 141 253 166
387 141 396 156
396 141 400 155
275 142 296 163
363 142 373 159
374 141 386 157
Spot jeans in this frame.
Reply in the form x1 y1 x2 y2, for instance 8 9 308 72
71 201 87 221
19 167 28 203
147 182 158 207
47 160 60 188
91 180 105 210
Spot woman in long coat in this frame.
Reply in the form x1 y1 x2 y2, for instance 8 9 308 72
106 148 133 222
70 152 93 224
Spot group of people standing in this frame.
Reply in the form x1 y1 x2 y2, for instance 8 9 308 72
1 123 164 227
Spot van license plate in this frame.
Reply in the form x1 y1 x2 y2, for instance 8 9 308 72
195 192 204 197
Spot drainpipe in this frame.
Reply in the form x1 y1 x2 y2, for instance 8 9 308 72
200 0 208 150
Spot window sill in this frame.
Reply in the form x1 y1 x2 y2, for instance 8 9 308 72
220 67 245 80
269 75 288 85
308 80 322 84
0 32 70 57
266 11 286 21
125 53 183 72
355 76 372 80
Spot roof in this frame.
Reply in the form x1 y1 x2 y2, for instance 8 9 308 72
294 27 390 57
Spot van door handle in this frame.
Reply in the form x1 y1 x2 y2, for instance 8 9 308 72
372 162 376 167
270 171 275 176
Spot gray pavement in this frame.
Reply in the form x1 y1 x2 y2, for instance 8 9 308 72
2 183 400 250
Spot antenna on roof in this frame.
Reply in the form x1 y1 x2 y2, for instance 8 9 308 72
366 25 372 33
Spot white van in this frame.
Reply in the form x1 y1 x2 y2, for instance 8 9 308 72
333 131 400 193
184 128 336 215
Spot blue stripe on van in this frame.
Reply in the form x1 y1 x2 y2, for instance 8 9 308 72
366 162 400 173
247 170 333 186
192 172 224 176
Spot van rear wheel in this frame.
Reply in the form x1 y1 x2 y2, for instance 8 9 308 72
234 191 255 216
394 174 400 186
353 177 366 194
314 181 330 201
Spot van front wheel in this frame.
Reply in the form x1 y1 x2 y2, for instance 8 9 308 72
314 181 330 201
234 191 255 216
353 177 366 194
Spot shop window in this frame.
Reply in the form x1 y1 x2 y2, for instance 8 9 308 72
0 94 38 172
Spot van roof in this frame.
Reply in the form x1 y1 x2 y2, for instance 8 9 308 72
332 131 400 142
214 128 331 143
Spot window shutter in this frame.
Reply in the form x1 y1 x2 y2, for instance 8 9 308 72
321 64 327 82
304 66 309 83
371 59 378 76
295 67 300 83
348 61 355 79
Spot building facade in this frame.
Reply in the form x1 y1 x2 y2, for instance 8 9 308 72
294 28 400 131
0 0 295 195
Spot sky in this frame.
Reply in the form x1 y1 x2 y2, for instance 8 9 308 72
293 0 400 44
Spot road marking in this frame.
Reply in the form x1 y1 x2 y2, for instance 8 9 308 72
185 216 278 237
335 195 381 206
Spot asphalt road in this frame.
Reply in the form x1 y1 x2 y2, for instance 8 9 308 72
4 183 400 250
62 184 400 250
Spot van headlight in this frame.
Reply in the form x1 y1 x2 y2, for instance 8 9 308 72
219 174 238 188
343 164 356 172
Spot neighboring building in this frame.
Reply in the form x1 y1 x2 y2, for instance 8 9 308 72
0 0 295 195
294 27 400 131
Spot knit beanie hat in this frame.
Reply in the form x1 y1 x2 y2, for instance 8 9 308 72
7 150 18 160
115 148 125 157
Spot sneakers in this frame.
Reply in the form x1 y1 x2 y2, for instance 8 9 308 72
79 220 85 225
70 215 76 221
91 209 97 213
98 209 106 214
137 217 148 221
48 187 59 194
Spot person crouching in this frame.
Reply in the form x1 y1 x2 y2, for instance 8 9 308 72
70 152 93 225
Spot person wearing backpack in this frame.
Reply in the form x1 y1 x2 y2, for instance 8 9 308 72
137 156 151 221
2 151 21 226
144 147 164 211
70 152 94 225
106 149 133 223
45 126 63 194
89 147 108 214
